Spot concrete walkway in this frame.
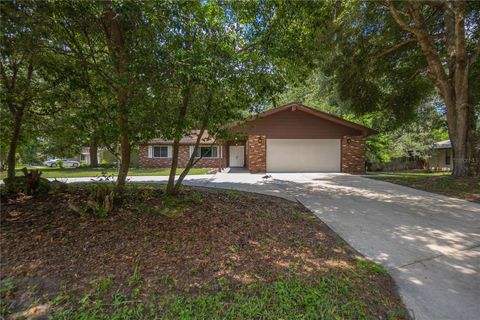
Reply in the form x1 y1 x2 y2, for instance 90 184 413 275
54 172 480 319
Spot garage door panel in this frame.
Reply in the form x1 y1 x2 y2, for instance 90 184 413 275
266 139 340 172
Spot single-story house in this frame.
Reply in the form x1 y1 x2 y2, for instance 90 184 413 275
74 147 139 167
139 103 377 173
428 140 452 171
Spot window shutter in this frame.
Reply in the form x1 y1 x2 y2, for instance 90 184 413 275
168 146 172 158
148 146 153 158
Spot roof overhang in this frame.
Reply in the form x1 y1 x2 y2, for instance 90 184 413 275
229 102 378 137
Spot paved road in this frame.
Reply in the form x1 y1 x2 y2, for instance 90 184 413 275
51 172 480 319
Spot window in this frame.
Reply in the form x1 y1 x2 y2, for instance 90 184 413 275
80 154 86 161
191 146 218 158
153 146 169 158
445 150 451 165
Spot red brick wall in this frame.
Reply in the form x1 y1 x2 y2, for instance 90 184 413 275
138 145 226 169
247 135 266 173
341 136 366 174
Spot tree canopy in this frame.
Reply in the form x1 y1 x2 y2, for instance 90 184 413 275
252 0 479 175
1 0 478 192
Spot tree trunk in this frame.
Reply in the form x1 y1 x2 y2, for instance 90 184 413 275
447 98 475 177
173 98 212 193
387 1 477 176
6 109 23 182
89 136 99 167
100 0 131 189
166 84 191 195
173 127 206 193
116 131 131 188
115 93 131 189
166 138 180 194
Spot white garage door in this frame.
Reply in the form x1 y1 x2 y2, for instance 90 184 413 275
266 139 341 172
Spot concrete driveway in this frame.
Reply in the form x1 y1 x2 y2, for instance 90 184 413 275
55 172 480 319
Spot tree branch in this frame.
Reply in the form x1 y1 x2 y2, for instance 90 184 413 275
19 58 35 109
389 1 451 98
372 38 416 60
386 0 416 34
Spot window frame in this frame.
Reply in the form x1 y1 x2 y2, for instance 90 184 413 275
152 145 171 158
189 145 220 159
445 149 451 165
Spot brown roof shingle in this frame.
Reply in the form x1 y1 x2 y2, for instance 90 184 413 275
145 130 216 145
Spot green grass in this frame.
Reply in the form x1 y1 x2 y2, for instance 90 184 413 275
356 259 387 275
47 272 405 320
368 170 451 178
367 170 479 202
0 167 210 179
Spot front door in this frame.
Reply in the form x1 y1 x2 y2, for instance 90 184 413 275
229 145 245 167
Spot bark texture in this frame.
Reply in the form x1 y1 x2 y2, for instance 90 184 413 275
100 0 131 188
166 85 190 195
6 110 23 181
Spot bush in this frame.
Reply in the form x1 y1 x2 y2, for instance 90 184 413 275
80 162 89 168
56 159 64 168
100 159 109 167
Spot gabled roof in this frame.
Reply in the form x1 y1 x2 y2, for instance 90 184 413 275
434 140 451 149
235 102 378 136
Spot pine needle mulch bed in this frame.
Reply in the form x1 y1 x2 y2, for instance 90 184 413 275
368 171 480 202
0 185 409 319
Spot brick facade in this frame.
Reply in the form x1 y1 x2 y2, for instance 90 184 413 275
139 136 366 174
247 135 266 173
341 136 366 174
138 145 226 169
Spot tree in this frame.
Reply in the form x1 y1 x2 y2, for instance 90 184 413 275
98 0 132 188
0 0 52 184
253 0 479 176
48 0 162 188
385 1 478 176
137 1 282 195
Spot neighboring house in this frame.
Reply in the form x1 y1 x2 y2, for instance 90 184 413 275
74 147 140 167
139 103 378 173
428 140 452 170
76 147 101 165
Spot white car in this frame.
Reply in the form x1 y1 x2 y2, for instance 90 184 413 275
43 159 80 168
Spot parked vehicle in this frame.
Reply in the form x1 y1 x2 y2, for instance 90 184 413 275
43 159 80 168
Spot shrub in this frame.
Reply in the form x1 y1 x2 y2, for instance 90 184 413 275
190 191 203 204
56 159 64 168
80 162 89 168
100 159 109 167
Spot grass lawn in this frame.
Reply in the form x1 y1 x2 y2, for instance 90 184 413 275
0 185 409 319
0 166 211 179
367 170 480 202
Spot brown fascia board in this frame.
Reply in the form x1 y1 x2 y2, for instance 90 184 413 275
228 102 378 137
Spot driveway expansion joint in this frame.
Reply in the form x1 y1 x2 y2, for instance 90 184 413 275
389 243 480 271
